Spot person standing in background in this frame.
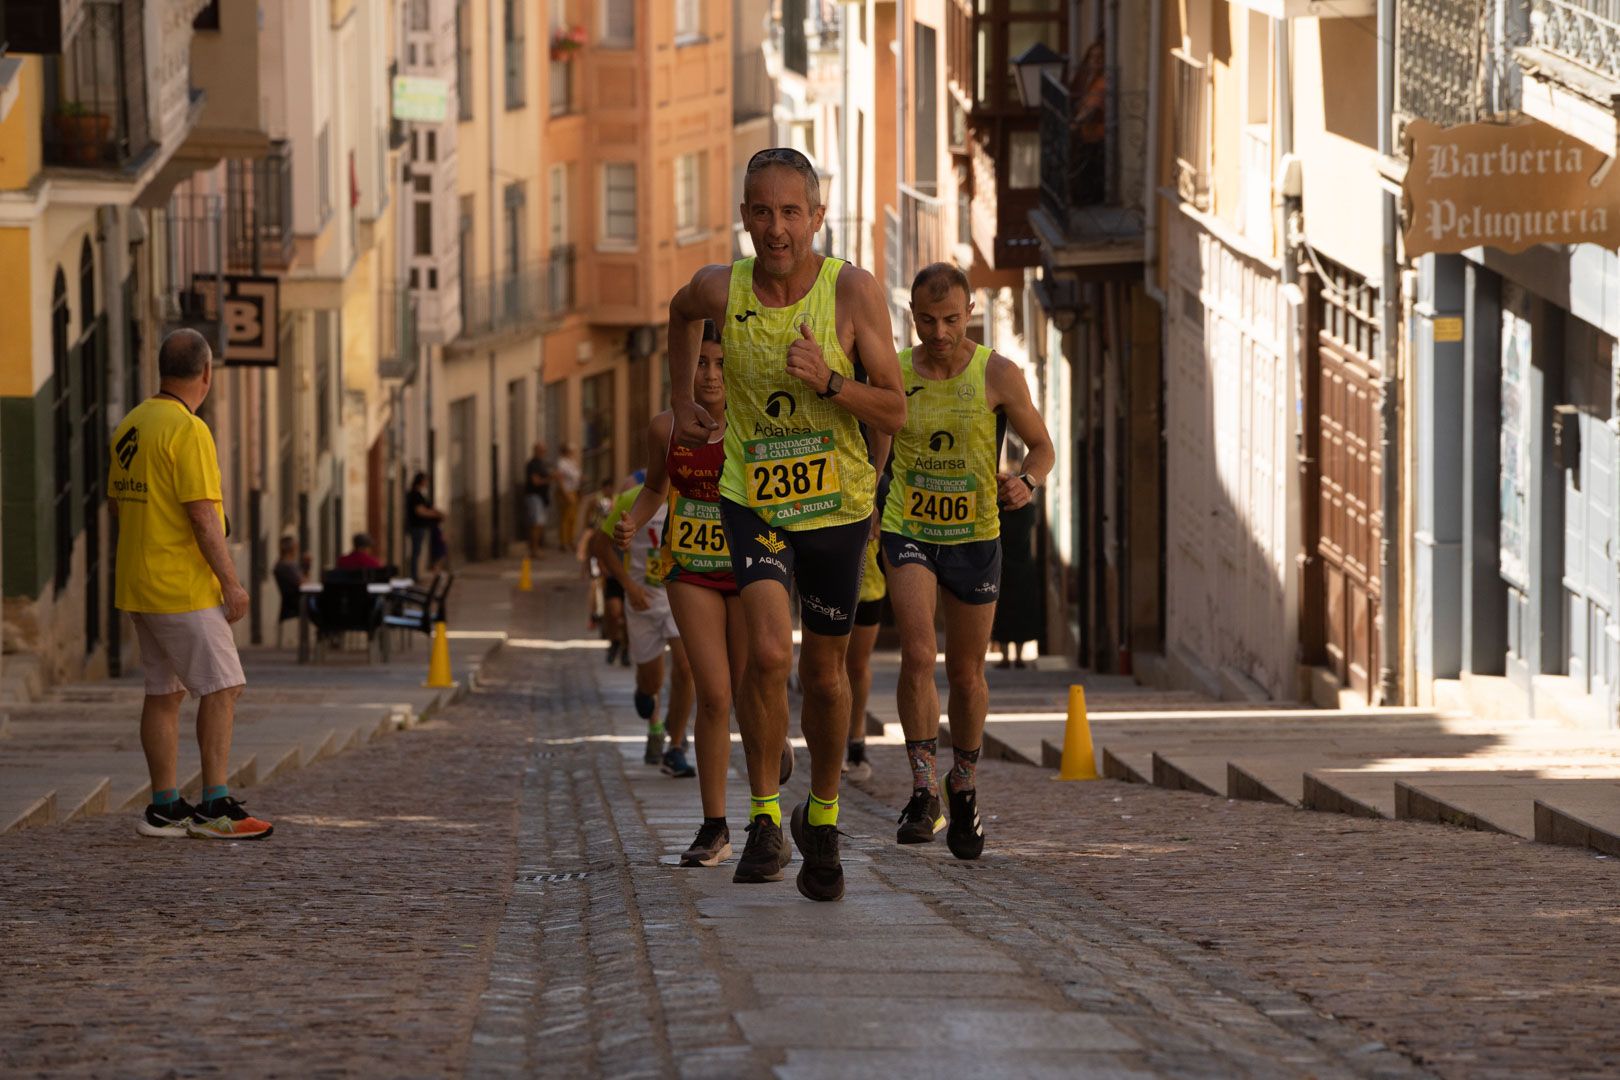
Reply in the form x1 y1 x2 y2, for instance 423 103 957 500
524 441 552 558
555 445 583 552
405 472 444 581
109 328 272 841
993 459 1043 669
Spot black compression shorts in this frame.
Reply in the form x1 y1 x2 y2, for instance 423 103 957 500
719 499 869 636
879 533 1002 605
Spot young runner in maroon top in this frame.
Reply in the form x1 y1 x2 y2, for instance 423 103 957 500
614 321 788 869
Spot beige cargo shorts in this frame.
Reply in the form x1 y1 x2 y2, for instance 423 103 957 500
130 606 247 698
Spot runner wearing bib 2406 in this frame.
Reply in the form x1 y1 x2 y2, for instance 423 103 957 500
882 263 1054 862
666 147 906 903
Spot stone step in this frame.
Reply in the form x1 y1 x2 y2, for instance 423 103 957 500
1534 787 1620 856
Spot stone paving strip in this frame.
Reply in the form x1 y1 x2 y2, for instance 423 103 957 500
3 564 1613 1077
0 568 515 833
859 651 1620 857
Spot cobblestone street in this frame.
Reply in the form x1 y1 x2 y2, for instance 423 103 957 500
3 577 1616 1078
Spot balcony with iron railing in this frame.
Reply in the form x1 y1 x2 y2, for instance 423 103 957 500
1527 0 1620 85
1171 49 1210 211
226 141 294 273
545 245 577 318
378 285 420 383
1034 73 1146 261
40 0 152 171
457 261 559 342
155 192 225 354
1395 0 1488 129
734 47 772 124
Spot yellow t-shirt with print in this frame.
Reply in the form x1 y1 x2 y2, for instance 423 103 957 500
109 397 226 614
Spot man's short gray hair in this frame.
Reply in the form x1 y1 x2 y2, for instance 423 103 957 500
158 328 212 380
744 147 822 210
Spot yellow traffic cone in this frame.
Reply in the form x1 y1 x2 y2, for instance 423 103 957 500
424 621 455 688
1052 684 1099 781
518 557 533 592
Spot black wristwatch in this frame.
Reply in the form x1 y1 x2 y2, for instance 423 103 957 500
1019 473 1038 492
818 371 844 399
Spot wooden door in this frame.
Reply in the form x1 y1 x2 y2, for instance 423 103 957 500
1305 258 1383 702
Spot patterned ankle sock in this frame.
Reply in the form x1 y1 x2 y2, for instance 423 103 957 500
201 785 228 804
807 792 839 827
749 793 781 826
949 745 982 792
904 738 939 796
151 788 180 808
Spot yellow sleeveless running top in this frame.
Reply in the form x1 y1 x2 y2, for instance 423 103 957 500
881 344 1000 543
719 256 875 530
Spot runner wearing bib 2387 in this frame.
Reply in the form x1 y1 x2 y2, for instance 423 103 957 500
666 147 906 903
882 263 1054 862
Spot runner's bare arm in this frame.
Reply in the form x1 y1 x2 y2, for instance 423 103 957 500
590 523 638 591
792 264 904 434
667 266 730 447
865 430 893 538
614 413 674 549
986 354 1055 510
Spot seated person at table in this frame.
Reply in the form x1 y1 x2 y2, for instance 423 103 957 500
336 532 385 572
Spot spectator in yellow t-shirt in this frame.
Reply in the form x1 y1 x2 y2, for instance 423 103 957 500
109 328 272 841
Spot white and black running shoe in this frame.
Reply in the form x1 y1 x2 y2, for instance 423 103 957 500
679 819 732 867
136 798 198 838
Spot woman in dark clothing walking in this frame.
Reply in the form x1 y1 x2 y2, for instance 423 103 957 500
993 499 1042 668
405 472 446 581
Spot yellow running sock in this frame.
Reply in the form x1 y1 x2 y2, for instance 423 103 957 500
807 792 838 828
750 793 781 826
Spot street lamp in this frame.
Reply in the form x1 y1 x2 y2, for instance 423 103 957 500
1010 42 1065 110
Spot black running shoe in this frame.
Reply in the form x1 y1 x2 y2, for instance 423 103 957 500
136 797 198 838
679 819 732 867
944 773 985 860
896 788 944 844
731 814 790 883
779 742 794 785
661 745 696 778
789 801 845 902
606 640 620 665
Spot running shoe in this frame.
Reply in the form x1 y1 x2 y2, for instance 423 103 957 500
185 797 273 840
643 730 666 765
779 742 795 784
661 745 696 778
606 640 620 665
843 743 872 783
943 773 985 860
679 820 732 867
731 814 790 883
789 800 845 902
135 797 198 838
896 789 945 844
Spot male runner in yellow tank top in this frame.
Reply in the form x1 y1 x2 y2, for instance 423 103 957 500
882 263 1053 860
667 147 906 902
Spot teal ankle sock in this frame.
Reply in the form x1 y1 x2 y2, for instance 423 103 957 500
152 788 180 807
202 785 228 805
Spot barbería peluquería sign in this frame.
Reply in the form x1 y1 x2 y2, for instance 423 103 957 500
1401 118 1620 257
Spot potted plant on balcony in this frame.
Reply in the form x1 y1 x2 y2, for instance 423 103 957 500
52 101 113 166
550 25 586 61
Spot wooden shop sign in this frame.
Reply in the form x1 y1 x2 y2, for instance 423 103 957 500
1402 117 1620 257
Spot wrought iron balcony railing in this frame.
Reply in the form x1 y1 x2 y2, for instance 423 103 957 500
1396 0 1486 128
1530 0 1620 83
378 285 419 383
545 245 576 318
894 182 946 298
156 193 225 354
734 48 772 123
1170 49 1209 211
458 261 555 341
1037 73 1146 246
226 141 294 273
41 0 151 170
